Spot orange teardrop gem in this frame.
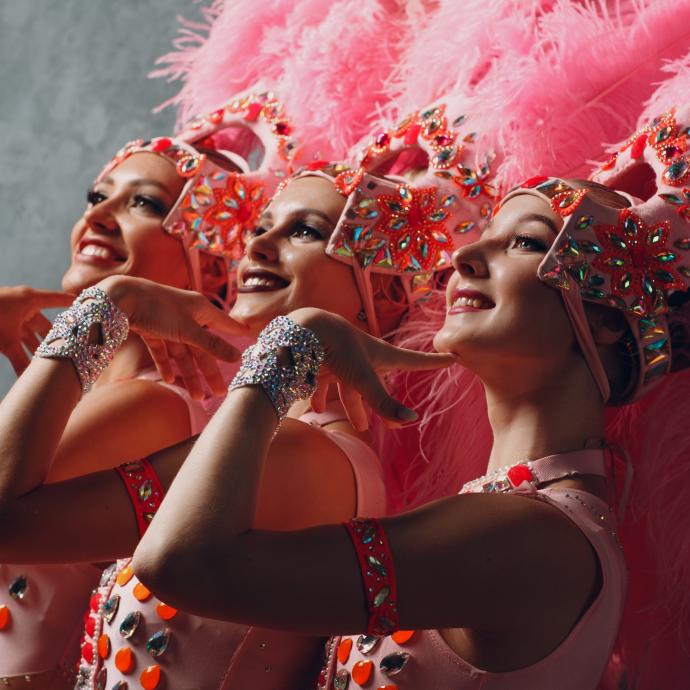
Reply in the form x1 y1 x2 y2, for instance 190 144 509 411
97 633 111 659
391 630 415 645
133 582 152 602
116 565 134 587
337 637 353 664
140 664 162 690
155 603 177 621
114 647 134 673
352 660 374 686
0 605 10 630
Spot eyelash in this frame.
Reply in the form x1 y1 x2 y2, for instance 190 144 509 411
250 222 324 240
86 190 166 215
513 234 547 251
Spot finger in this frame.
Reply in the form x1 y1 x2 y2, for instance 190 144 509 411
337 382 369 432
27 312 53 338
310 381 330 413
177 323 241 363
167 342 204 401
196 301 252 337
346 361 418 424
145 339 175 384
5 344 30 375
191 347 227 397
30 289 74 309
364 337 458 373
21 328 41 354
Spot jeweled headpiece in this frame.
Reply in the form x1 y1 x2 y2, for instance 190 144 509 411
501 105 690 402
284 102 497 336
97 91 296 295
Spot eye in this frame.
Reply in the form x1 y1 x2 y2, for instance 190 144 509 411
290 222 323 240
248 225 268 239
87 190 106 206
512 234 547 251
131 194 166 215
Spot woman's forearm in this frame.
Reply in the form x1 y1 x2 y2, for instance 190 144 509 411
0 357 81 502
133 386 277 576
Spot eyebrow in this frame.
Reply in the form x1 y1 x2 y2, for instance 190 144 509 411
260 208 335 225
517 212 559 235
97 176 173 196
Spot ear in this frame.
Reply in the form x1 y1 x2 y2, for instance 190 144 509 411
586 303 627 346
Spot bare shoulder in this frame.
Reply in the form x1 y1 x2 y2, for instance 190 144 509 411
254 416 359 529
49 378 193 480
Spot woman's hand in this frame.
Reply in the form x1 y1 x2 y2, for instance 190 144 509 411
0 285 73 374
99 276 250 398
288 308 457 430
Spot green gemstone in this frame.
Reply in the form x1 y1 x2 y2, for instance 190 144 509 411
146 629 170 658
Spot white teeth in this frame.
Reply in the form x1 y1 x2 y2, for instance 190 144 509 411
81 244 114 259
452 295 490 309
243 276 283 288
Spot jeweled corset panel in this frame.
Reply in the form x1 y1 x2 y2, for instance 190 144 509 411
0 564 99 679
75 559 245 690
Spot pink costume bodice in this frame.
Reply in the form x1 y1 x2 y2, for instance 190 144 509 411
0 368 224 683
323 449 627 690
77 403 386 690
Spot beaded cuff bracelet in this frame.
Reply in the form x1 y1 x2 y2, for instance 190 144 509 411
36 287 129 393
114 459 166 538
230 315 325 421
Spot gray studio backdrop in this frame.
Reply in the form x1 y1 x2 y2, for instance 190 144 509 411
0 0 201 395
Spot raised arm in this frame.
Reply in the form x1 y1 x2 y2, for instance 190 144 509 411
133 310 596 637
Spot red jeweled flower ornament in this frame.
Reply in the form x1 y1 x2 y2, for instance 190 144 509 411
372 184 455 272
591 208 685 316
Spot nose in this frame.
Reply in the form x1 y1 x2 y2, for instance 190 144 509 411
245 227 280 263
451 243 489 278
83 200 119 235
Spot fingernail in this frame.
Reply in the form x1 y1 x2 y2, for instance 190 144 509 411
397 406 418 422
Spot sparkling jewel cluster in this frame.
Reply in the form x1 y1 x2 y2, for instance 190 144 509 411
75 561 177 690
230 316 325 421
36 288 129 393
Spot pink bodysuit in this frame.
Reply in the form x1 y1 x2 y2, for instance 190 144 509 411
76 403 386 690
0 368 222 685
322 449 627 690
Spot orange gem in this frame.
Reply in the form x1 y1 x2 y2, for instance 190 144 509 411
97 633 111 659
140 664 161 690
155 603 177 621
133 582 152 602
352 660 373 686
0 605 10 630
116 564 134 587
114 647 134 673
337 637 353 664
391 630 415 645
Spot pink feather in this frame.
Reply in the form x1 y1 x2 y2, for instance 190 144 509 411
461 0 690 191
639 50 690 124
152 0 410 159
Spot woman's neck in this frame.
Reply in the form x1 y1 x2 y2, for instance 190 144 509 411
93 333 155 388
482 358 605 474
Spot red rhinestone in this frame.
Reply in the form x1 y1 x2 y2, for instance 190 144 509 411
209 109 224 124
273 120 291 136
81 641 94 665
245 102 262 121
521 175 549 188
631 134 647 159
375 132 391 148
84 615 97 638
151 137 172 152
434 134 454 147
404 123 421 145
507 464 534 487
90 593 101 612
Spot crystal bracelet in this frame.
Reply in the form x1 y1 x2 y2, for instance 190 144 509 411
229 315 325 421
35 286 129 393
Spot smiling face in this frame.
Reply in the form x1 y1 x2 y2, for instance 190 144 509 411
433 194 579 379
230 176 363 333
61 152 189 294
